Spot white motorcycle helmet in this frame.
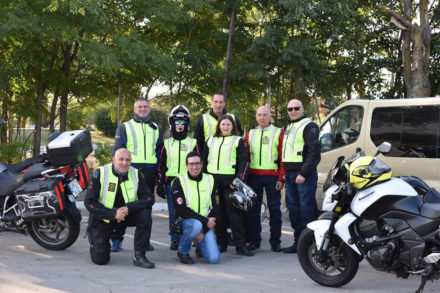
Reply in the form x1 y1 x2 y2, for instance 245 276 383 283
168 105 191 131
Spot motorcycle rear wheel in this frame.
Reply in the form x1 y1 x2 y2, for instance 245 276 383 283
26 212 80 250
297 228 359 287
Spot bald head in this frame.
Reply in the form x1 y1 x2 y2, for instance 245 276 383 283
287 99 304 121
256 106 271 128
113 148 131 173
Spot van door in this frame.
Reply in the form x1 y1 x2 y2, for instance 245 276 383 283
317 105 365 204
367 105 440 189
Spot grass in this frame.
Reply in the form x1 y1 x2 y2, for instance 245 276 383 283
90 131 115 144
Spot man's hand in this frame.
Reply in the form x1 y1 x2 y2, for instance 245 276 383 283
295 175 305 184
207 217 216 229
115 206 128 223
194 233 204 243
156 184 166 199
275 180 284 191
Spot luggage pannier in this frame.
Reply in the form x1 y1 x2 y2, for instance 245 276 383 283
46 130 93 166
15 178 66 219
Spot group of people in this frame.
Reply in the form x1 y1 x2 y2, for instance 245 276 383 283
84 93 321 268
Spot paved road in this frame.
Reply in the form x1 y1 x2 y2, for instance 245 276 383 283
0 206 437 293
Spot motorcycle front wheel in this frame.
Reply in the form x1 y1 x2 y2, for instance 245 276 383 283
297 228 359 287
26 212 80 250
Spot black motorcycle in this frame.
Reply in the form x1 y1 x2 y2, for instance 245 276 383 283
0 130 92 250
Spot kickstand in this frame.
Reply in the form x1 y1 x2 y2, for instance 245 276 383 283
415 276 428 293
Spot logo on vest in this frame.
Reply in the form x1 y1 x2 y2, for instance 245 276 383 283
181 144 188 151
262 136 269 144
108 183 116 192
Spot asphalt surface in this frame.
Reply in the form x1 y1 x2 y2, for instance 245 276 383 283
0 202 437 293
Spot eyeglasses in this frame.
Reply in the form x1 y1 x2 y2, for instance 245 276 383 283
187 162 202 167
175 121 185 125
287 106 301 112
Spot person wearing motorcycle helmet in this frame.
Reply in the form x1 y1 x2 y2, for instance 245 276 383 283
158 105 198 250
201 115 252 256
349 156 392 189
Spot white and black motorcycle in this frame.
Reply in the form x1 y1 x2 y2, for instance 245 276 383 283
297 142 440 293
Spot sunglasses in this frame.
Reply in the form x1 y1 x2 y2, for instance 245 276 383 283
287 106 301 112
187 162 202 167
174 121 186 125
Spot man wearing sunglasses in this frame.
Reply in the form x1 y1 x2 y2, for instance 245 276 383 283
157 105 198 250
281 99 320 253
111 98 163 252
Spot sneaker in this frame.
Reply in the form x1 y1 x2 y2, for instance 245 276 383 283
282 244 297 253
110 239 123 252
170 242 179 251
178 252 195 264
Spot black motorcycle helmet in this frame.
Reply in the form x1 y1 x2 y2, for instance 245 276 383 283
228 178 257 211
168 105 191 132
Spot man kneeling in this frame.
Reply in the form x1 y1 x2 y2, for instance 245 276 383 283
85 148 155 268
171 151 220 264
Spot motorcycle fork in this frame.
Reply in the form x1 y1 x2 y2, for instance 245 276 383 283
320 211 341 251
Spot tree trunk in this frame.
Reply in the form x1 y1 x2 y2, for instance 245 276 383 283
59 93 68 132
222 0 241 102
59 42 79 131
33 82 45 156
402 0 411 97
0 94 8 144
49 90 59 133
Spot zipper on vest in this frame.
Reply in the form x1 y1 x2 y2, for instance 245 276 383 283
197 181 201 213
282 125 291 159
178 140 181 174
217 137 225 171
259 130 263 166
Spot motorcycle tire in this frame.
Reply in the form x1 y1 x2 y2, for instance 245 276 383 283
297 228 359 288
26 212 80 250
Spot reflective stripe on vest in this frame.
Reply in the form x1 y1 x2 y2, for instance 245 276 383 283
164 137 196 177
202 113 236 141
282 118 312 163
124 119 159 164
179 173 214 217
99 164 138 222
207 136 240 175
249 125 281 170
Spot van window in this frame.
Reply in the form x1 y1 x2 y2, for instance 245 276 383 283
370 106 440 158
320 106 363 152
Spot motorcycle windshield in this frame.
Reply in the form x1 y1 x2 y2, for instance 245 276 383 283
369 158 391 175
0 162 7 173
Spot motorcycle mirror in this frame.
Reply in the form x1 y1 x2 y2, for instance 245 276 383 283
374 142 391 156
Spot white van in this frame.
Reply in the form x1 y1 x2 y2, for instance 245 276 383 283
317 97 440 204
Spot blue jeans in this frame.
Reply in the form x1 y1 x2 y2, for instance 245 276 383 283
285 170 318 243
178 218 220 264
248 175 282 246
166 184 181 243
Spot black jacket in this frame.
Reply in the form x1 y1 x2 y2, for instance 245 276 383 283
194 109 243 152
283 115 321 177
171 172 218 234
84 165 155 222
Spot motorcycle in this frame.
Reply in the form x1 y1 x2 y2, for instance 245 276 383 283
0 130 92 250
297 142 440 293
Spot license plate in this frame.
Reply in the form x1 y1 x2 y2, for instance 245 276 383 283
68 179 83 199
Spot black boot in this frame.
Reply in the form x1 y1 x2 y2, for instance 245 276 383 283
133 251 155 269
178 252 195 264
218 241 228 253
236 245 254 256
195 247 203 258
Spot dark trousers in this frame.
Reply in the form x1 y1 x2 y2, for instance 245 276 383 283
111 167 155 242
214 175 247 248
87 208 152 265
247 174 282 246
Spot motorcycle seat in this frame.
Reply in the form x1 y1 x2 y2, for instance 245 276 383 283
420 203 440 219
0 163 52 196
424 188 440 204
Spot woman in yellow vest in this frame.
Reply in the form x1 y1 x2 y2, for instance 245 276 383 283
201 115 252 256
